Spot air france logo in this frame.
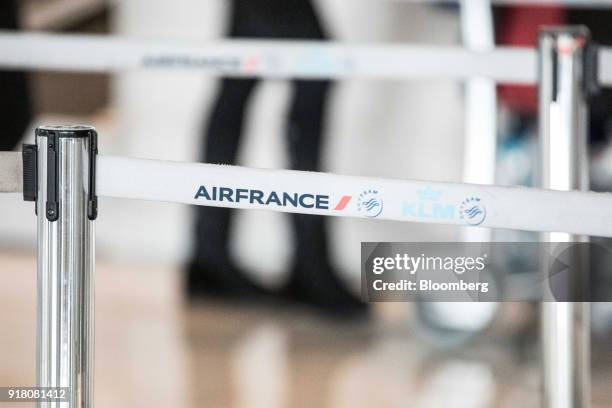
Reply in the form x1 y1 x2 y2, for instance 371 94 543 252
357 189 383 218
194 185 351 211
459 197 486 226
334 195 352 211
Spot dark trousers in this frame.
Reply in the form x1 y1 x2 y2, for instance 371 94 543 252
192 1 333 271
0 0 31 151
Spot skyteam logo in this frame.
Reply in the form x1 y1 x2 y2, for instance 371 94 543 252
357 189 383 218
459 197 487 226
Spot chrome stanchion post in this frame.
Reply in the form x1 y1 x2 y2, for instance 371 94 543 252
26 126 98 407
539 27 595 408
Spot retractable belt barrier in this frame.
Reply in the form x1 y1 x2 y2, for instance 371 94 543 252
0 27 605 408
96 155 612 238
1 31 612 86
5 31 612 86
3 152 611 237
0 31 537 83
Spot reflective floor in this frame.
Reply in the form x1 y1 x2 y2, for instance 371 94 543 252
1 252 612 408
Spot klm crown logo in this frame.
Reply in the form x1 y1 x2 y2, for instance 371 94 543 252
416 186 442 201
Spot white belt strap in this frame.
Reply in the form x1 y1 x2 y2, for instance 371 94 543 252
97 155 612 238
0 31 537 83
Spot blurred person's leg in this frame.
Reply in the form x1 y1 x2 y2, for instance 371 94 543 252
189 0 269 299
188 78 264 298
276 0 368 316
0 0 31 151
284 80 367 317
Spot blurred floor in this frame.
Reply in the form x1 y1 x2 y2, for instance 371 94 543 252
2 251 612 408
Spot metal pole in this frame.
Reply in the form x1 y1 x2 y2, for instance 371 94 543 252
539 27 592 408
34 125 97 407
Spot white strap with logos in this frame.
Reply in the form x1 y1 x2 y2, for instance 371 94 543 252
97 155 612 238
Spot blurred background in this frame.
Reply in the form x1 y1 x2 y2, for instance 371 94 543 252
1 0 612 407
